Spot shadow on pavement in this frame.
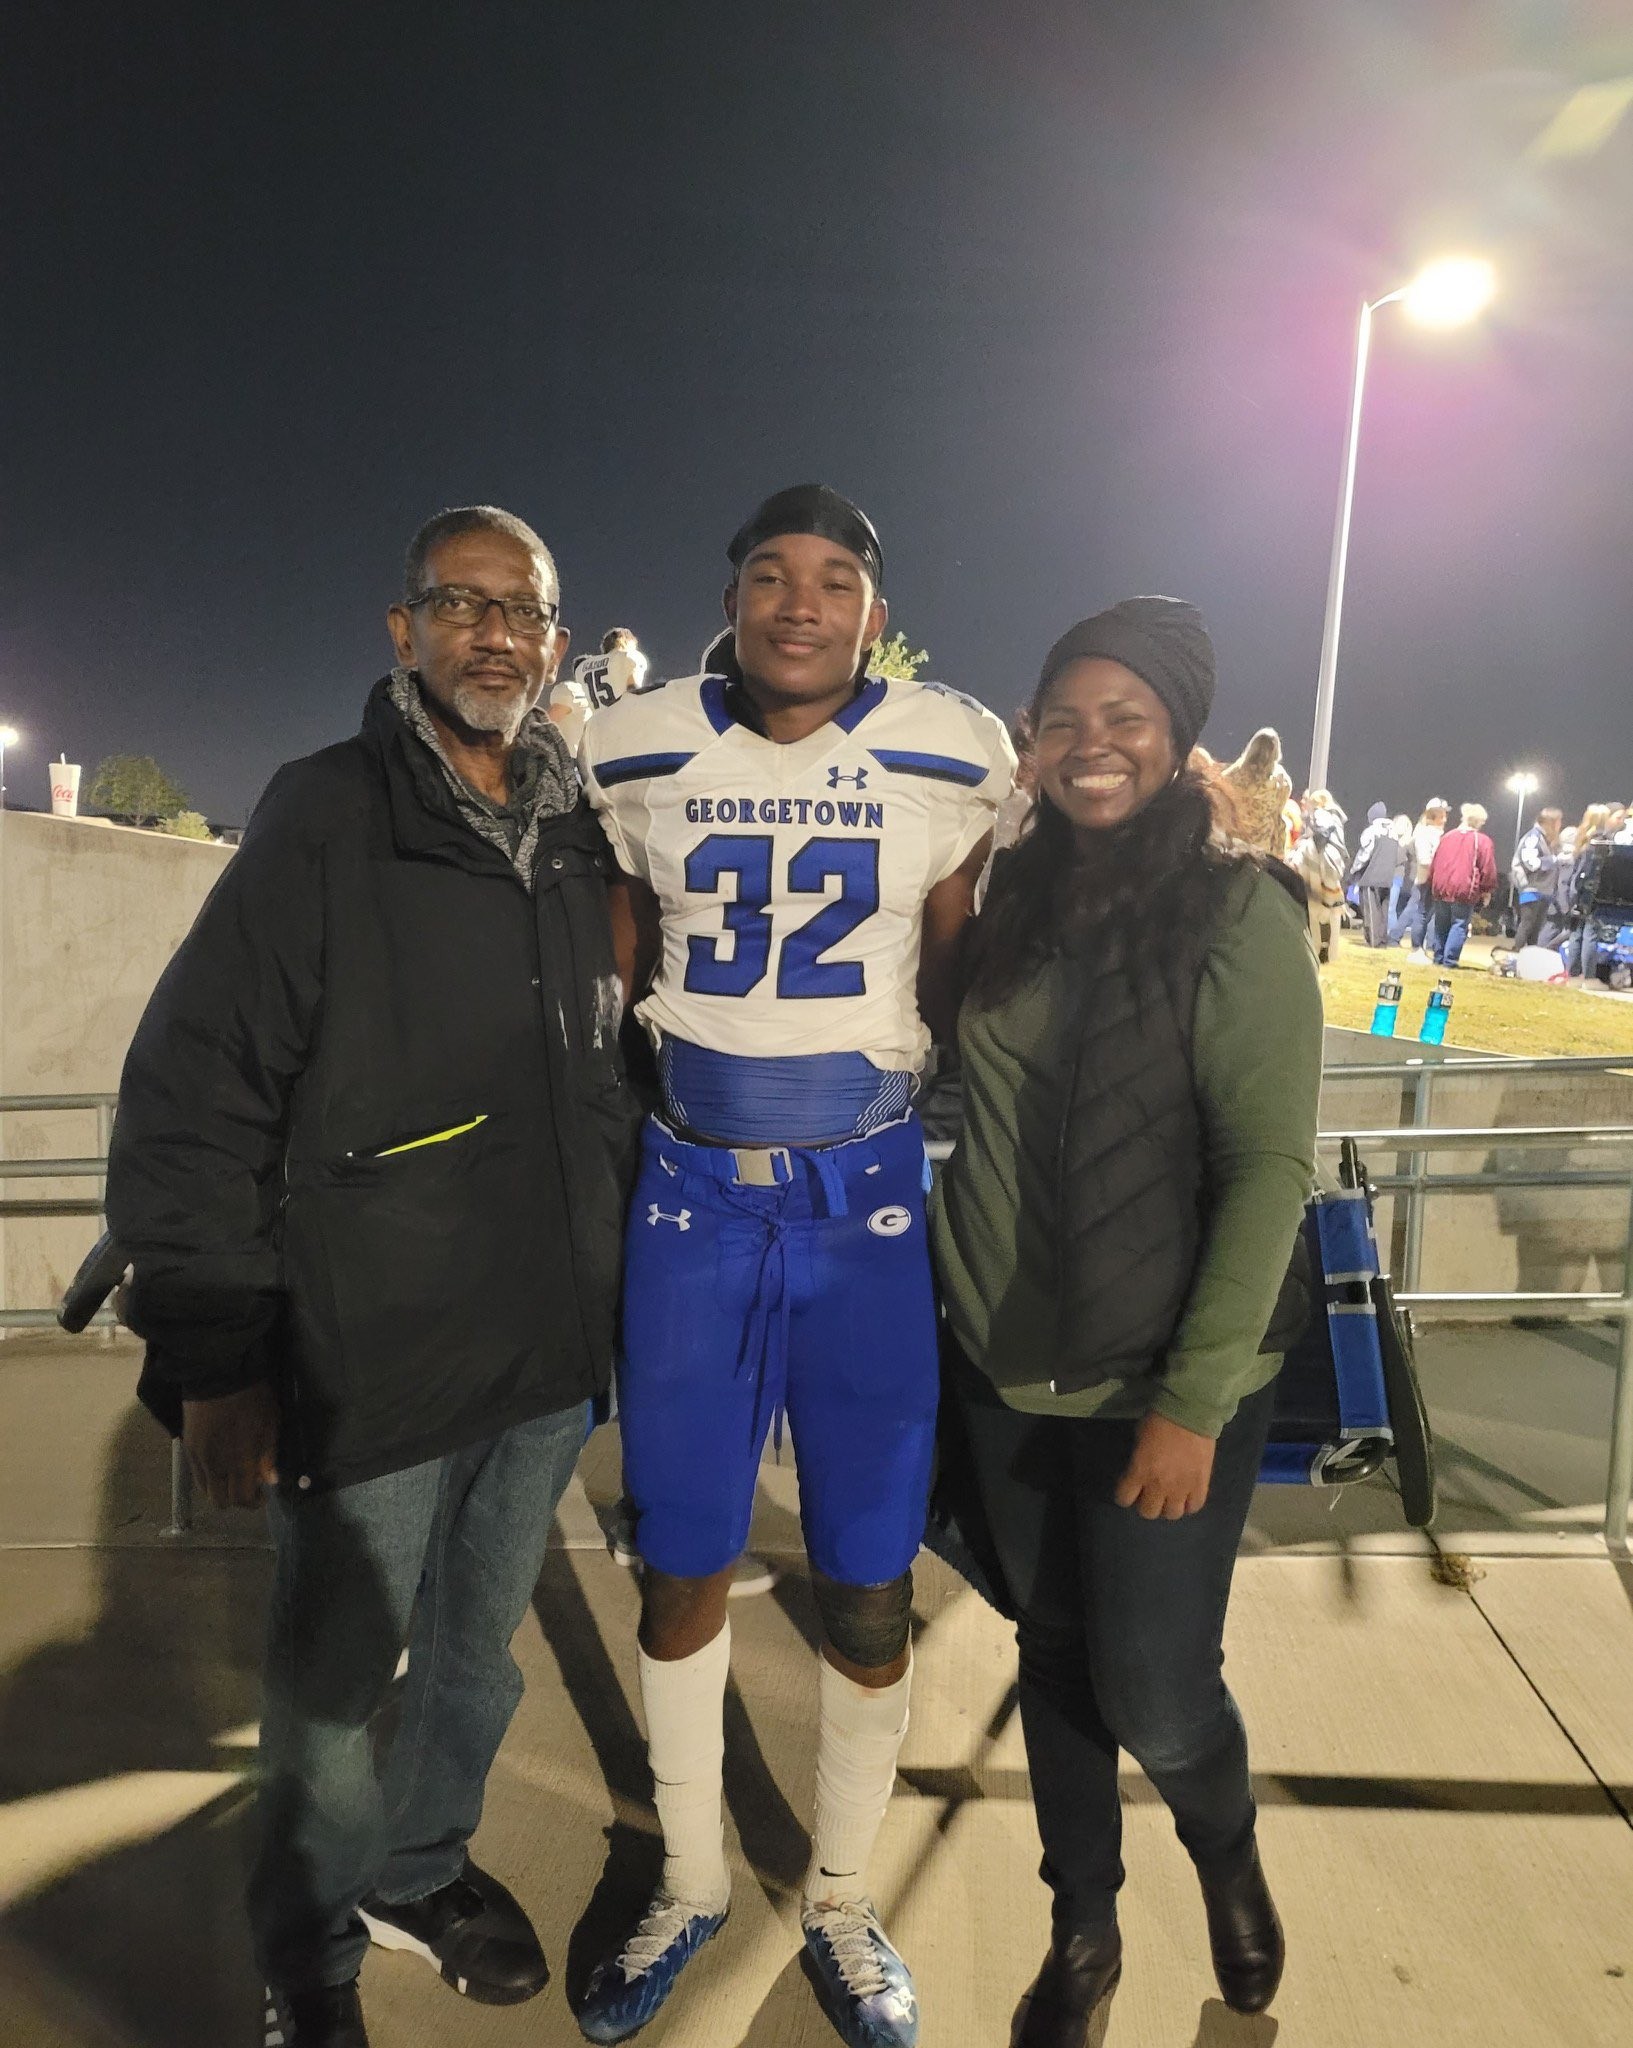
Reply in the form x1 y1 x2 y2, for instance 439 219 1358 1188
0 1406 269 2047
1192 1999 1279 2045
528 1552 659 2009
537 1516 820 2018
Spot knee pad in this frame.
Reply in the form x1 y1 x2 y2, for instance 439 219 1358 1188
811 1568 914 1669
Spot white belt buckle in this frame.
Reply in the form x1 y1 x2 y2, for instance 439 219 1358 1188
731 1146 791 1187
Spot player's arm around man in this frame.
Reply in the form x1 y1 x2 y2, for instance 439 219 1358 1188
105 507 637 2048
575 485 1014 2048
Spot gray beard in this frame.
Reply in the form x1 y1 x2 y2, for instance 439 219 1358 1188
448 679 528 739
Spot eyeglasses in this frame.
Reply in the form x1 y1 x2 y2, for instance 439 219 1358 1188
406 585 559 637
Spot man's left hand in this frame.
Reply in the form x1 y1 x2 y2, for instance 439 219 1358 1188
1113 1411 1216 1520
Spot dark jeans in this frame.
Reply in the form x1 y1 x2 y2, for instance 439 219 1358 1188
249 1402 589 1992
1514 897 1547 949
1427 897 1475 967
954 1363 1275 1933
1360 885 1392 947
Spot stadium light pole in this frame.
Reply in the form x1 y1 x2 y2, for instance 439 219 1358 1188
1507 769 1540 865
0 725 16 809
1308 256 1497 795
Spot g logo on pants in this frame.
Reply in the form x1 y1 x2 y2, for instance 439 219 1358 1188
867 1205 912 1238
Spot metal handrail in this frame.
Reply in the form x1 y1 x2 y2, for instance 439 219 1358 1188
1399 1291 1623 1311
1324 1054 1633 1079
0 1095 116 1333
1321 1051 1633 1316
0 1093 118 1113
0 1158 113 1178
1325 1120 1633 1559
1362 1170 1630 1192
1320 1125 1633 1149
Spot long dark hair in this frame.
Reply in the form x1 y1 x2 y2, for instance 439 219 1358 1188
966 757 1246 1009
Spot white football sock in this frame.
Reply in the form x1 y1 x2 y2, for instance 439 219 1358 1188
637 1622 732 1913
804 1650 913 1907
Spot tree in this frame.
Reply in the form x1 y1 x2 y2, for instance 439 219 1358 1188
87 754 189 826
158 809 214 841
869 630 929 681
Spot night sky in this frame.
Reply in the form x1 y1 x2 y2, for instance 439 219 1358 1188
4 1 1630 832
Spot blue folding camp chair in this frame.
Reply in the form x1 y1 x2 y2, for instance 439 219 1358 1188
1262 1138 1436 1526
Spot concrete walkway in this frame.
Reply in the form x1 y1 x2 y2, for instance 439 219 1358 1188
2 1333 1632 2046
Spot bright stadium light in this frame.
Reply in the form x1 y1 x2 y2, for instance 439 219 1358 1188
1308 256 1497 791
0 725 18 809
1507 769 1541 861
1402 255 1498 330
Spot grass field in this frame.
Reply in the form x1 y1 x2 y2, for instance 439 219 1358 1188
1319 932 1633 1057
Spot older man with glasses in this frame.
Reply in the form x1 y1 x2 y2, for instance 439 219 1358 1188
106 506 636 2048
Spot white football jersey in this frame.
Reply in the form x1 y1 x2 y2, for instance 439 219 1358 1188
550 647 648 754
581 673 1015 1070
577 646 647 708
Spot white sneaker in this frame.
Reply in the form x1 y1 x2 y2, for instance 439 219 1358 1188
728 1553 778 1598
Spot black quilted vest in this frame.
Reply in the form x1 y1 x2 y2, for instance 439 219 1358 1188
1050 858 1309 1397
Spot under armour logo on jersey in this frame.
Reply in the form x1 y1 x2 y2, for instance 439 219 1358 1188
867 1205 912 1237
827 764 869 789
647 1204 692 1230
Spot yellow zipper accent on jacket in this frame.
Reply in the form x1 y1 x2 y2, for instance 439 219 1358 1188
374 1115 488 1158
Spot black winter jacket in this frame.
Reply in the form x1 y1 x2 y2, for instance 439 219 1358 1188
108 681 638 1491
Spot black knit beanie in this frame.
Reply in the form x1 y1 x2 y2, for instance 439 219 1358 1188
1038 596 1216 757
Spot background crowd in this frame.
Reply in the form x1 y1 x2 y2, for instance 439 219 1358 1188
1186 727 1633 986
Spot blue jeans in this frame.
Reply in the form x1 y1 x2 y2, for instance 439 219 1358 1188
1389 879 1431 947
249 1403 589 1992
1427 897 1474 967
953 1360 1275 1930
1568 915 1612 981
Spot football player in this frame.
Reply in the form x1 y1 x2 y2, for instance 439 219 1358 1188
575 485 1013 2048
550 627 650 750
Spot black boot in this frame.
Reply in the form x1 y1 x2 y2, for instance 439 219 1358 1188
1200 1848 1284 2014
1015 1922 1122 2048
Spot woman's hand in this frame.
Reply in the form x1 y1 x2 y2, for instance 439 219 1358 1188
1114 1411 1216 1520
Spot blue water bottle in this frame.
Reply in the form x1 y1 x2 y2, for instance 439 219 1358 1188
1370 968 1403 1036
1419 977 1453 1046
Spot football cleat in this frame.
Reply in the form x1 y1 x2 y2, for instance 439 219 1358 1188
576 1890 729 2043
802 1895 919 2047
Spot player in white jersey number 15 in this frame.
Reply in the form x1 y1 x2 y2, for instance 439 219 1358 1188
548 626 649 751
576 485 1014 2048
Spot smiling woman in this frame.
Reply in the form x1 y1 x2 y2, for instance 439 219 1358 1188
931 594 1324 2043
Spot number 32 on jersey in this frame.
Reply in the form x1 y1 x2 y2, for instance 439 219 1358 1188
683 833 879 1000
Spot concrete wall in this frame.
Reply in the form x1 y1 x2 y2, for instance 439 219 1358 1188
0 810 232 1315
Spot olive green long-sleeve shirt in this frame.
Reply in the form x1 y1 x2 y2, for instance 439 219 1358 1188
930 866 1323 1437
